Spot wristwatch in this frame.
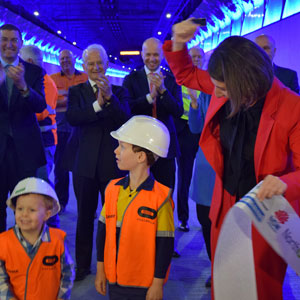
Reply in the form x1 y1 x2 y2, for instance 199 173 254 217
19 86 29 97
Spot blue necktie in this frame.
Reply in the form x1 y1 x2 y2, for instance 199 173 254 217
5 65 14 104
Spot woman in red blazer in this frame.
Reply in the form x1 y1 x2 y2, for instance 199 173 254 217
163 19 300 300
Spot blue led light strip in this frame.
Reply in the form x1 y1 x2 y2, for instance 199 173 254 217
0 17 130 78
188 0 300 52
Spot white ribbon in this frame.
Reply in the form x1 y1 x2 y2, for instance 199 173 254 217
213 182 300 300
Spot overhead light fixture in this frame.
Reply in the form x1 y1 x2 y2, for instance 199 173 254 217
57 30 62 35
120 51 140 55
33 11 39 16
73 41 77 45
114 57 117 60
166 13 171 18
158 31 162 35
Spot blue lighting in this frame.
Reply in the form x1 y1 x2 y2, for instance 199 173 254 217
231 17 242 36
106 68 129 78
283 0 300 18
0 15 130 79
220 5 242 21
264 0 282 26
207 21 219 34
188 0 274 51
241 0 254 14
187 33 204 49
241 5 264 35
219 25 231 44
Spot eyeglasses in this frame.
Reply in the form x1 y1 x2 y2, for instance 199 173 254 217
0 37 20 45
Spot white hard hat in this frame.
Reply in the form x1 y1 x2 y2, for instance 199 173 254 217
7 177 60 217
111 115 170 157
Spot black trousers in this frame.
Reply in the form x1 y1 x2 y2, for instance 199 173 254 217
176 122 200 223
151 157 176 189
109 284 148 300
196 203 211 260
0 137 37 232
54 131 70 208
73 172 109 270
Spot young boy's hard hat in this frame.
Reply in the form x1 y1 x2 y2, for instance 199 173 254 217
7 177 60 217
111 115 170 157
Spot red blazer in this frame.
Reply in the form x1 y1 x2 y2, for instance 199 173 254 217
163 41 300 225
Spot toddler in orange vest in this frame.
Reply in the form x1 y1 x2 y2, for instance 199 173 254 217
0 177 74 300
95 115 175 300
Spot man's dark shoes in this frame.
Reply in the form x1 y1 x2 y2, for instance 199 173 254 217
178 222 190 232
172 249 181 258
75 268 91 281
205 275 211 288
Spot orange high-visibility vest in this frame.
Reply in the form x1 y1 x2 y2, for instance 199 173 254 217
36 74 58 145
0 228 66 300
104 178 173 288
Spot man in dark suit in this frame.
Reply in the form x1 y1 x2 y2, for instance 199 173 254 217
123 37 183 190
174 46 204 232
66 44 131 281
255 34 299 94
0 24 46 233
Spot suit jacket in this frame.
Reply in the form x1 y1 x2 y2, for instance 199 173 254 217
65 82 131 180
0 59 46 171
123 68 183 158
274 63 299 94
163 41 300 225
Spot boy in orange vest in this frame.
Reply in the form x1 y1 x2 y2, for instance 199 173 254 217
0 177 74 300
95 115 175 300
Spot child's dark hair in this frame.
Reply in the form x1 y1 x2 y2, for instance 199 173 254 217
132 145 157 166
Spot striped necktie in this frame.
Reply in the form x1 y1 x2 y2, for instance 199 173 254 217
94 84 99 99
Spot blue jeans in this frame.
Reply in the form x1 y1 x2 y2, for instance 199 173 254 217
37 145 60 228
37 145 56 182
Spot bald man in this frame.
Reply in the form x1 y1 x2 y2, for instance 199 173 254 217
255 34 299 94
123 37 183 190
50 50 88 213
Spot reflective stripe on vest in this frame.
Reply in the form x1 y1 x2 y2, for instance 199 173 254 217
181 86 200 120
40 123 57 132
104 178 173 288
47 104 56 115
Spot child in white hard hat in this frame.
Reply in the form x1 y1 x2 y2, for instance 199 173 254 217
0 177 74 300
95 115 175 299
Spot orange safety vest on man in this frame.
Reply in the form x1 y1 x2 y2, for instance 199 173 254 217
0 228 66 300
104 178 173 288
50 70 88 113
36 74 58 146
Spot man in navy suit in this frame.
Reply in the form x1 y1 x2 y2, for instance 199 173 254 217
123 37 183 190
0 24 46 232
255 34 299 94
66 44 131 281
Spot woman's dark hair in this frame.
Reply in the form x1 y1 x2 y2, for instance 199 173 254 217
208 36 274 117
132 145 157 166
